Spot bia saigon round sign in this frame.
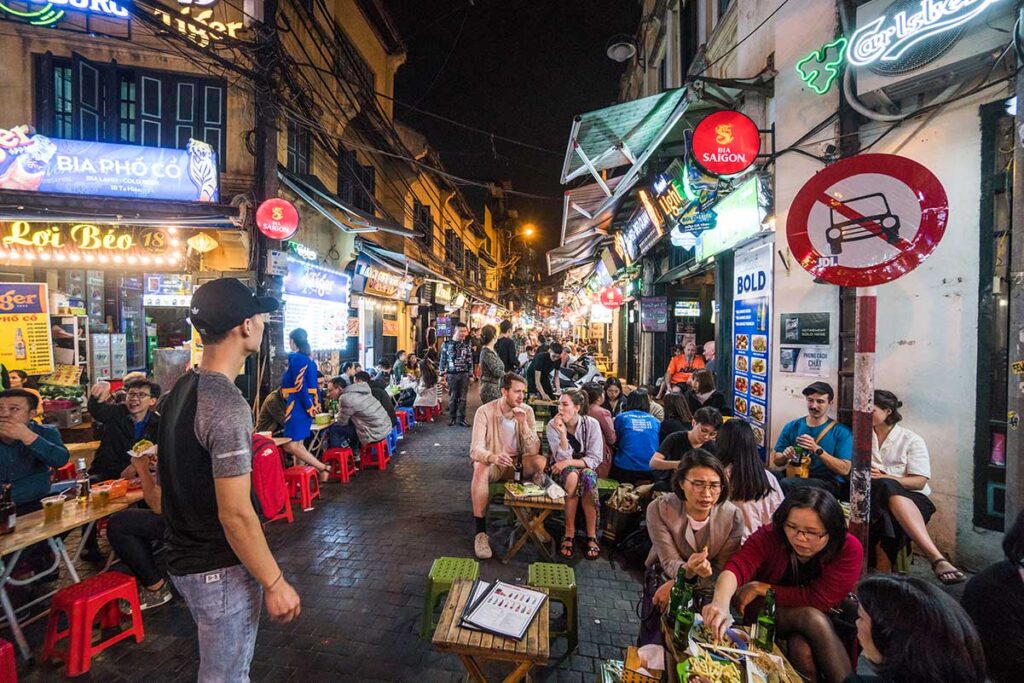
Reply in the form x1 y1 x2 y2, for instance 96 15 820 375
691 110 761 176
256 198 299 240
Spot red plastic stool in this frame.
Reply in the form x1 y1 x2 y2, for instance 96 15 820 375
264 498 293 526
0 638 15 683
323 447 357 483
54 462 76 481
42 572 144 677
432 404 444 419
414 406 433 422
396 410 409 436
283 465 321 511
360 440 390 471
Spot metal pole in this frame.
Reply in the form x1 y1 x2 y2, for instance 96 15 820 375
1005 22 1024 526
848 286 876 572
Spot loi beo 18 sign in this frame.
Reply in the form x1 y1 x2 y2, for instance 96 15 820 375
256 199 299 241
691 111 761 176
0 126 218 201
0 221 179 264
0 283 54 376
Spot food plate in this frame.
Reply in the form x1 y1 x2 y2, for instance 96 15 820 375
751 358 766 376
689 617 751 662
734 396 748 415
734 377 748 394
735 335 749 351
752 335 767 353
750 380 766 400
735 355 748 373
749 402 766 424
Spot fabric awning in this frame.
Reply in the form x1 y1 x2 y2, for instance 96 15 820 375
546 236 605 276
560 174 636 246
279 169 419 238
560 88 688 199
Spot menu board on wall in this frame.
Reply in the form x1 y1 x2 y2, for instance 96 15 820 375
732 243 772 461
0 283 54 376
640 296 668 332
282 259 350 351
143 273 193 307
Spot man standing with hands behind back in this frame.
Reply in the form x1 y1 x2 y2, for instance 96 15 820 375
439 321 474 427
160 278 300 682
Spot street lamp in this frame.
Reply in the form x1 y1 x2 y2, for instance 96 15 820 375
521 223 536 238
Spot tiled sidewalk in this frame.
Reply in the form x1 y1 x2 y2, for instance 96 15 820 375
16 389 641 682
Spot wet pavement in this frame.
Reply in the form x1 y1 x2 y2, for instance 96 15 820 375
15 386 641 682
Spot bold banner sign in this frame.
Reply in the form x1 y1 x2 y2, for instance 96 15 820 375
352 254 415 301
0 283 54 376
691 111 761 176
0 126 218 202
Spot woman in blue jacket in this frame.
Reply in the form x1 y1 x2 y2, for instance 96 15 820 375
281 328 330 481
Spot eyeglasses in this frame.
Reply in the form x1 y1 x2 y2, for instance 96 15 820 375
126 391 154 400
784 522 829 540
684 479 722 493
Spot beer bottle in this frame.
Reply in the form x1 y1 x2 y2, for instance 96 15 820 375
513 452 523 482
666 566 689 622
753 587 777 651
0 484 15 535
671 581 695 652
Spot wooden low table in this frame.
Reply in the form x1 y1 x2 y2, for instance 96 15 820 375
306 422 329 457
432 579 549 682
660 615 800 683
0 489 144 659
502 486 564 565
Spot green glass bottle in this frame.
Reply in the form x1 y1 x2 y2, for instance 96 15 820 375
671 582 695 651
753 588 776 651
666 566 689 623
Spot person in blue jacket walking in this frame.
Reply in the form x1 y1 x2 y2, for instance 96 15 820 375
281 328 330 481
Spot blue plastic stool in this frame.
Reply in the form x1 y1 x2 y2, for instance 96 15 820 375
387 427 398 454
395 416 405 440
398 406 416 428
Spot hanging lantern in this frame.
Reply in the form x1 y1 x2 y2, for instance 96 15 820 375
599 286 624 309
186 232 220 254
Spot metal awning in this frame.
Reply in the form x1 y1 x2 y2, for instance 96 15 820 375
560 174 636 246
560 88 688 202
279 169 419 238
546 236 605 276
655 256 707 285
359 241 449 281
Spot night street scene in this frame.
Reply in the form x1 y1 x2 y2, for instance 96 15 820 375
0 0 1022 681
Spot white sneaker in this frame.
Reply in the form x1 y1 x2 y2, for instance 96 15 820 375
474 532 493 560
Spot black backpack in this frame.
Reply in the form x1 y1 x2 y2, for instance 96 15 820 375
615 523 652 571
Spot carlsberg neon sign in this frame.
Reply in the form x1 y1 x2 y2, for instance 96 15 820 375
848 0 1003 66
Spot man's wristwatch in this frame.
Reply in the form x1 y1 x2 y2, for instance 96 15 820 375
814 447 824 457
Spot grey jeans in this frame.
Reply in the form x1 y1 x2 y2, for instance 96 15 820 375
171 564 262 682
447 371 470 421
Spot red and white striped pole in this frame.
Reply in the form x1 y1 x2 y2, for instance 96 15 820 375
849 286 876 572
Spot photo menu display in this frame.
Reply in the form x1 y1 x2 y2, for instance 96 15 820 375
282 259 350 351
732 243 772 460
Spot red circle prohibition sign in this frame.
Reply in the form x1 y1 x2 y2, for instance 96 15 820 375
786 154 948 287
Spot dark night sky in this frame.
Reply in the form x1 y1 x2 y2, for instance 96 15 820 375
387 0 639 254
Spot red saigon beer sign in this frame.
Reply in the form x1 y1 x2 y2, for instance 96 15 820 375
256 198 299 240
691 110 761 176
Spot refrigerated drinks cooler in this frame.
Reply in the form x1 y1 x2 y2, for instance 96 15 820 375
105 276 146 372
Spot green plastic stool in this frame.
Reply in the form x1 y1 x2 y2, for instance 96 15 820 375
597 478 619 500
485 481 513 525
420 557 480 639
528 562 578 652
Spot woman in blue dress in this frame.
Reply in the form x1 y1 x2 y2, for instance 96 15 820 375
282 328 330 481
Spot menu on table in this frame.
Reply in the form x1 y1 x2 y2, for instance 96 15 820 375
459 580 546 640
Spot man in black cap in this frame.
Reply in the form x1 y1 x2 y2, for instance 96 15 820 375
158 278 300 680
771 381 853 496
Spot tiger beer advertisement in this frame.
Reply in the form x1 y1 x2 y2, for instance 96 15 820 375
0 283 54 376
0 125 218 202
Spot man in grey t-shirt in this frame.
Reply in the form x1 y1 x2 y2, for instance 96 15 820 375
159 279 300 682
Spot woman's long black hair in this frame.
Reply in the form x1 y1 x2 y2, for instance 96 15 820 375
289 328 312 356
602 377 623 412
716 419 774 502
857 574 987 683
771 487 848 563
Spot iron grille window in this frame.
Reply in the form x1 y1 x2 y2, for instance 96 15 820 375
37 55 226 169
337 145 375 213
413 200 433 248
286 119 310 175
445 228 456 263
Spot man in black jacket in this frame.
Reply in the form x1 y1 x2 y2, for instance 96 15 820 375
494 320 518 372
363 371 397 427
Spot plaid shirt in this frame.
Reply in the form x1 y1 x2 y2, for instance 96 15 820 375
439 339 474 374
514 334 527 357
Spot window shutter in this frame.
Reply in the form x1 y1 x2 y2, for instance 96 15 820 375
36 52 54 136
71 52 102 141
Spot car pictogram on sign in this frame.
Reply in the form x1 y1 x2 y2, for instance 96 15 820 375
826 192 902 255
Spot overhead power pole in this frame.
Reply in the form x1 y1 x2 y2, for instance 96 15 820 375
1006 9 1024 526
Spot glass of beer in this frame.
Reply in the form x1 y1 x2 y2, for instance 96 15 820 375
90 487 110 508
42 496 65 523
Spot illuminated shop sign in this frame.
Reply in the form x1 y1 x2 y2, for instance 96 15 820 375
283 258 350 351
691 111 761 176
847 0 1003 68
648 158 722 249
617 196 664 265
352 254 415 301
0 221 184 265
0 125 218 202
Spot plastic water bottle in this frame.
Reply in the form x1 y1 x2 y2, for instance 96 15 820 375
75 458 90 505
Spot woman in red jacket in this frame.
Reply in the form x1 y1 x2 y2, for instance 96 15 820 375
702 487 862 683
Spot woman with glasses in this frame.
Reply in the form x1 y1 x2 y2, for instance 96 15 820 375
702 488 862 683
642 450 743 644
847 574 986 683
546 390 604 560
962 509 1024 683
715 419 783 541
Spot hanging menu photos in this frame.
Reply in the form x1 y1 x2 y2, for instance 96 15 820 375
282 259 350 351
0 283 54 376
732 243 772 461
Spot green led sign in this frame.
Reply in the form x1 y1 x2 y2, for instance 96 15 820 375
795 37 847 95
0 1 64 25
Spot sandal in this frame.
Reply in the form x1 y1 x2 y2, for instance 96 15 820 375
931 557 966 585
559 537 575 559
584 537 600 560
319 466 331 483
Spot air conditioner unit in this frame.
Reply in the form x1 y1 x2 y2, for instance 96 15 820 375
852 0 1013 104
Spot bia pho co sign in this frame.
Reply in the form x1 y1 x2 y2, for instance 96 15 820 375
691 111 761 177
848 0 1004 70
